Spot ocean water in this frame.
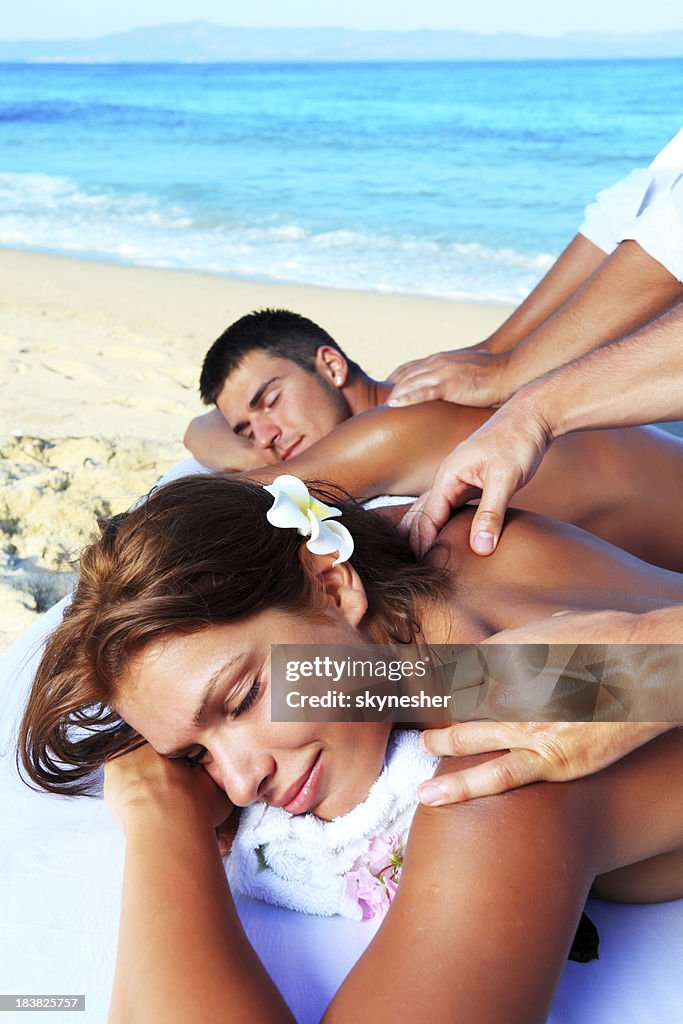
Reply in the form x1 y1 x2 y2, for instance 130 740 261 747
0 60 680 303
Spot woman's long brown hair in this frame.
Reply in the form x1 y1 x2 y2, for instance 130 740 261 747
18 475 449 795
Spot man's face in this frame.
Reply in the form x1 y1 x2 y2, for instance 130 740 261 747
216 351 351 462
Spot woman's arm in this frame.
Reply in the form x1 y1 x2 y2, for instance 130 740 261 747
327 757 595 1024
105 746 293 1024
105 736 683 1024
326 732 683 1023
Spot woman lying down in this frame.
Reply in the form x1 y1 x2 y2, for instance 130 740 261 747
18 474 683 1024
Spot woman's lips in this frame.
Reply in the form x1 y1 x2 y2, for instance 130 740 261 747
280 752 323 815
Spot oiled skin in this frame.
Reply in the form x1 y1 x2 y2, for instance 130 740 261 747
248 400 683 573
106 502 683 1024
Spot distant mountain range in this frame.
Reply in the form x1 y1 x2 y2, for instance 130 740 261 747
1 22 683 62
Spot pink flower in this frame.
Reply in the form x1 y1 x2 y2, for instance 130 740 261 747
345 833 406 920
365 835 396 874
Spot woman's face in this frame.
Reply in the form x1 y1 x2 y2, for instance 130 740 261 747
114 607 392 821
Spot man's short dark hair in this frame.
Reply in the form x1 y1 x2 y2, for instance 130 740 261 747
199 308 361 405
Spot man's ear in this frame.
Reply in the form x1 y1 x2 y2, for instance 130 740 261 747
314 346 349 389
300 548 368 626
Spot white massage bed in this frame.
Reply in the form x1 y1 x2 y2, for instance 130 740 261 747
1 460 681 1023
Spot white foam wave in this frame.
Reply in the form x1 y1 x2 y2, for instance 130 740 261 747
0 171 555 304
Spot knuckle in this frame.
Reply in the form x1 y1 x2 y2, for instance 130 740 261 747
538 736 573 778
489 758 521 793
487 466 512 487
475 508 504 527
450 773 471 803
441 728 462 755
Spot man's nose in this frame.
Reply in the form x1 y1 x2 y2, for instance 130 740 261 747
207 745 276 808
251 414 281 450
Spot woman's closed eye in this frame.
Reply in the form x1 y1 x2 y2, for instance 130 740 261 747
184 679 264 767
231 677 263 718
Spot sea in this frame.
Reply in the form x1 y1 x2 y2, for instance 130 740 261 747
0 59 681 304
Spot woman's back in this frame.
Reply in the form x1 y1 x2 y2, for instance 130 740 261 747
430 505 683 641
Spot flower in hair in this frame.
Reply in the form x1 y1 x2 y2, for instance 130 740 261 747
264 475 354 565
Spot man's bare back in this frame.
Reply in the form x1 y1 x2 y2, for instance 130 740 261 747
249 400 683 573
185 314 683 571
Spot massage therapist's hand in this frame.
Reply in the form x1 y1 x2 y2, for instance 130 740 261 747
388 346 514 409
418 721 672 805
104 742 235 853
402 391 553 556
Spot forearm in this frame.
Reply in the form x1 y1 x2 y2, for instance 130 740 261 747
184 409 270 472
109 796 292 1024
524 301 683 438
328 735 683 1022
504 241 683 394
483 233 607 354
326 755 597 1024
485 606 683 724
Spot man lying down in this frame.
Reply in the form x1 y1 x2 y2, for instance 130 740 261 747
184 307 683 574
2 311 679 1024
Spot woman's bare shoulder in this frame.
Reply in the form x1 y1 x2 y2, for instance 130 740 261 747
426 506 561 577
425 506 626 626
431 505 683 621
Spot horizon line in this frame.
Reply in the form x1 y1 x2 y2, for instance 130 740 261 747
2 22 683 45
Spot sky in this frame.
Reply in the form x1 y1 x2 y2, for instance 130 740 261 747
2 0 682 41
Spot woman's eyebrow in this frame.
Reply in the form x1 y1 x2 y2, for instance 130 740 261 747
159 652 245 758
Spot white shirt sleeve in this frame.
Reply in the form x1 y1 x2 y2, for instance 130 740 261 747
578 127 683 274
579 167 655 255
617 171 683 282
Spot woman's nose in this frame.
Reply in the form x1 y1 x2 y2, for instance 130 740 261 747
207 746 276 807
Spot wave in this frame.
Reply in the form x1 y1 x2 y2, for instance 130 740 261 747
0 171 555 304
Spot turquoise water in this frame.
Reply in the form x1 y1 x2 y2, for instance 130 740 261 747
0 60 680 302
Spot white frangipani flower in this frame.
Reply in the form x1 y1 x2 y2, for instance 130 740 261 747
264 475 354 565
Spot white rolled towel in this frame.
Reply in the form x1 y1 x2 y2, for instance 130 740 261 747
226 729 438 920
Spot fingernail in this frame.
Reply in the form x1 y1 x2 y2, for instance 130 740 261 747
418 781 443 805
473 531 495 554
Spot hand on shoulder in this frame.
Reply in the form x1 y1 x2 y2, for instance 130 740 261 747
418 720 673 805
400 395 552 556
388 347 512 409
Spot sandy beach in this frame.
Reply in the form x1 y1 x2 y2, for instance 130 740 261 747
1 246 512 653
